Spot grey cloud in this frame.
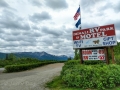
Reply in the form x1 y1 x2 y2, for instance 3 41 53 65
0 40 36 48
31 25 40 30
42 26 73 42
114 20 120 30
0 0 9 8
36 37 59 47
22 30 42 37
30 32 42 37
1 31 37 43
113 2 120 13
105 19 120 30
11 31 21 36
45 0 68 10
47 39 73 56
98 1 120 13
3 35 20 41
40 26 73 50
20 41 37 46
95 12 105 17
39 35 65 46
82 23 99 29
0 10 30 30
53 39 63 44
40 36 54 46
0 29 5 33
0 41 20 48
41 27 62 37
117 34 120 40
98 2 112 11
0 47 25 52
28 0 42 7
0 30 21 37
29 12 51 23
0 28 41 49
81 0 104 12
51 39 72 50
0 0 16 11
0 36 37 48
2 35 24 42
19 35 37 43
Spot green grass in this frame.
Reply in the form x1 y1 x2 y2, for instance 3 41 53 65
46 76 120 90
46 76 84 90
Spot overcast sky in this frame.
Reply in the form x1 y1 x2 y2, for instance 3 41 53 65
0 0 120 57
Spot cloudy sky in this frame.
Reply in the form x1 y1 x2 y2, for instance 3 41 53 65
0 0 120 57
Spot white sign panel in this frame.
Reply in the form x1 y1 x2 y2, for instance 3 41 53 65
82 49 105 60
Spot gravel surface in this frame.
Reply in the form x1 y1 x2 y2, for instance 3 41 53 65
0 63 64 90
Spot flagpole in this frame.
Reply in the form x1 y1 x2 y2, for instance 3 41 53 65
78 4 83 64
79 5 81 30
73 4 82 62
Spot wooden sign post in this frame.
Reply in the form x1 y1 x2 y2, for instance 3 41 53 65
104 47 109 64
79 49 83 64
110 46 115 64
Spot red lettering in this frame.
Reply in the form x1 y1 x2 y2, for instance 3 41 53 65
98 49 104 54
98 55 105 60
83 56 88 60
82 50 92 55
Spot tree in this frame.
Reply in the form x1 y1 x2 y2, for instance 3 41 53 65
74 49 80 60
5 53 16 60
5 54 9 60
68 57 72 60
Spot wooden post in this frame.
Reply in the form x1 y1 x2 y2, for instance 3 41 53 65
110 46 115 64
106 47 109 64
79 49 83 64
104 47 109 64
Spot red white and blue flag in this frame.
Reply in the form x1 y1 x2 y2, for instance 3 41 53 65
75 19 81 28
73 7 80 20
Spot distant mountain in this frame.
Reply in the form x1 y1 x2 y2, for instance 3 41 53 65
0 52 68 60
0 52 6 59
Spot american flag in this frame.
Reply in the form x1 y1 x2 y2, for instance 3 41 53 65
73 7 80 20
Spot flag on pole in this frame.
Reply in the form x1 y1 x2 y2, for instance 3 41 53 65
75 19 81 28
73 7 80 20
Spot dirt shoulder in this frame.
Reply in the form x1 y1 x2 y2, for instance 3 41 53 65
0 63 64 90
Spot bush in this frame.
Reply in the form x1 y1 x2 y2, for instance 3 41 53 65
65 60 80 66
115 55 120 65
5 61 58 72
0 58 41 67
61 60 80 75
61 62 120 90
83 60 104 65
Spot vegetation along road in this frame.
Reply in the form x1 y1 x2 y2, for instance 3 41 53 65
0 63 64 90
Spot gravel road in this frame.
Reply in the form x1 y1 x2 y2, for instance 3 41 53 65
0 63 64 90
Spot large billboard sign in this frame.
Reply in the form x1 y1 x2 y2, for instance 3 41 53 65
73 24 117 49
82 49 105 60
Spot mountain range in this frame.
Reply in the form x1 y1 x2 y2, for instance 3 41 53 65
0 52 68 60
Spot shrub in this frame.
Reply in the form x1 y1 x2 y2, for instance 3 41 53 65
0 58 41 67
61 60 80 76
61 64 120 90
5 61 57 72
115 55 120 65
83 60 104 65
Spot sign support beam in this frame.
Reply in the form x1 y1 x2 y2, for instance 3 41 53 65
104 47 109 64
110 46 115 64
79 49 83 64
